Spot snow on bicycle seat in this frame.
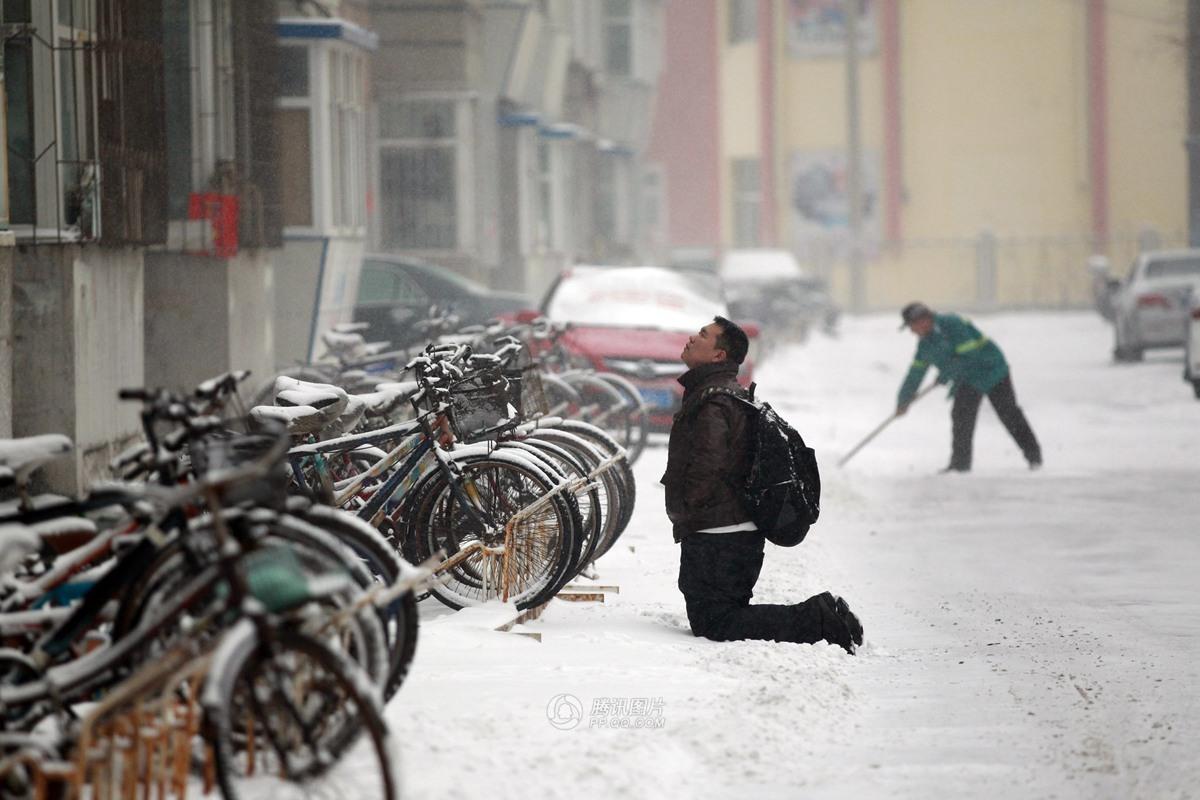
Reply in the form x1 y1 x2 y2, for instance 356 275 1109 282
249 404 327 436
0 435 73 483
353 385 412 415
0 523 42 576
332 395 367 433
276 387 345 412
273 375 349 400
321 329 366 358
331 322 370 334
373 381 420 400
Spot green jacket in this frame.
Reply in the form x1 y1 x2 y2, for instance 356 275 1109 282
897 313 1009 406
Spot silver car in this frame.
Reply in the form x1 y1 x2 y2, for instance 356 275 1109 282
1111 249 1200 362
1184 289 1200 398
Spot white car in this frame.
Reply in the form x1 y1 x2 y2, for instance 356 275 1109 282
1111 249 1200 362
1184 290 1200 398
719 248 839 344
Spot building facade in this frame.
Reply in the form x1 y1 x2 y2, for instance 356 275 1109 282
1 0 284 492
368 0 664 300
650 0 1189 311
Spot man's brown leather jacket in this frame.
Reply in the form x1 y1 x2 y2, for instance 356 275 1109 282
661 360 754 541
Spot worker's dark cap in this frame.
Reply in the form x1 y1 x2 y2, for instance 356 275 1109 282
899 302 933 329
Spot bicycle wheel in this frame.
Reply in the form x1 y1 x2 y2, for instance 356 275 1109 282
553 420 637 557
111 515 389 689
500 439 605 567
539 372 581 418
559 372 635 453
408 455 580 610
205 623 398 800
520 432 615 566
295 504 419 699
591 372 649 465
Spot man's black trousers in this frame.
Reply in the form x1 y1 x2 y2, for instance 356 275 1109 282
677 531 831 643
949 374 1042 471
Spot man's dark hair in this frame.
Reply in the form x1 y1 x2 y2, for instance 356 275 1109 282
712 316 749 364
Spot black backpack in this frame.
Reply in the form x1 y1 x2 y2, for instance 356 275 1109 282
697 384 821 547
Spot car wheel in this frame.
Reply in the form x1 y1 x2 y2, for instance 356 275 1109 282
1113 345 1143 362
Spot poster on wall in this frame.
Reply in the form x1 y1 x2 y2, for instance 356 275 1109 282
789 149 881 263
787 0 878 58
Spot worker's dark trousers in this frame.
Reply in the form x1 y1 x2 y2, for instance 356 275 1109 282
949 374 1042 470
677 532 835 643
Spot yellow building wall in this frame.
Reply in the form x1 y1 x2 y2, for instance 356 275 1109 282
719 9 763 246
765 0 1187 310
1105 0 1188 273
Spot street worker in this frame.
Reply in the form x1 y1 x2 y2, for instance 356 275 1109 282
661 316 862 652
896 302 1043 472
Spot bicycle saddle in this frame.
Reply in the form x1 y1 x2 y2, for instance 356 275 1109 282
0 435 73 484
249 404 327 436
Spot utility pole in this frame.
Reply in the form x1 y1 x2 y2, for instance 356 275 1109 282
845 0 865 310
1188 0 1200 246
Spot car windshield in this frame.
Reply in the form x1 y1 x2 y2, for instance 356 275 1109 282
1144 257 1200 280
544 267 727 331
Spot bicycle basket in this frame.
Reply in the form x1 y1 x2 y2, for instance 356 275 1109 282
447 368 521 443
505 364 549 418
190 424 289 508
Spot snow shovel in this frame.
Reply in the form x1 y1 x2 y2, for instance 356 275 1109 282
837 382 938 468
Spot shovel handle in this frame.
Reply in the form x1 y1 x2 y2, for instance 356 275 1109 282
837 382 938 468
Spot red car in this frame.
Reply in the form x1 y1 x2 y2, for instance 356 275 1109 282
541 266 756 428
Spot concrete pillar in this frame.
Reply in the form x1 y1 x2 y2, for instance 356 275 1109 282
12 245 144 494
144 249 277 398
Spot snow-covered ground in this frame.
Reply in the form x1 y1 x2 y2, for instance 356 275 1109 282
384 311 1200 799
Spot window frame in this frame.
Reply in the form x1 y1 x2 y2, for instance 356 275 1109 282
732 157 762 248
375 92 476 254
3 0 102 241
277 39 367 238
277 41 317 233
603 0 634 77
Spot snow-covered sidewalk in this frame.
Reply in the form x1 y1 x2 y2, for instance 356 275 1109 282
386 311 1200 800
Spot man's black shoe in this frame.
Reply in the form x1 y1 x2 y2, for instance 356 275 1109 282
1028 458 1042 471
833 595 864 647
938 465 969 474
813 592 856 655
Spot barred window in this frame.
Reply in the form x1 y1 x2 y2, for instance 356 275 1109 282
2 0 102 239
378 97 469 251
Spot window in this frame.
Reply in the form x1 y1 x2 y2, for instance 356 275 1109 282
162 0 237 223
2 0 100 238
594 152 631 247
274 35 367 235
277 43 313 228
536 138 562 251
641 165 665 245
728 0 757 44
732 158 761 247
329 48 366 229
278 46 309 98
378 96 471 250
604 0 632 76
